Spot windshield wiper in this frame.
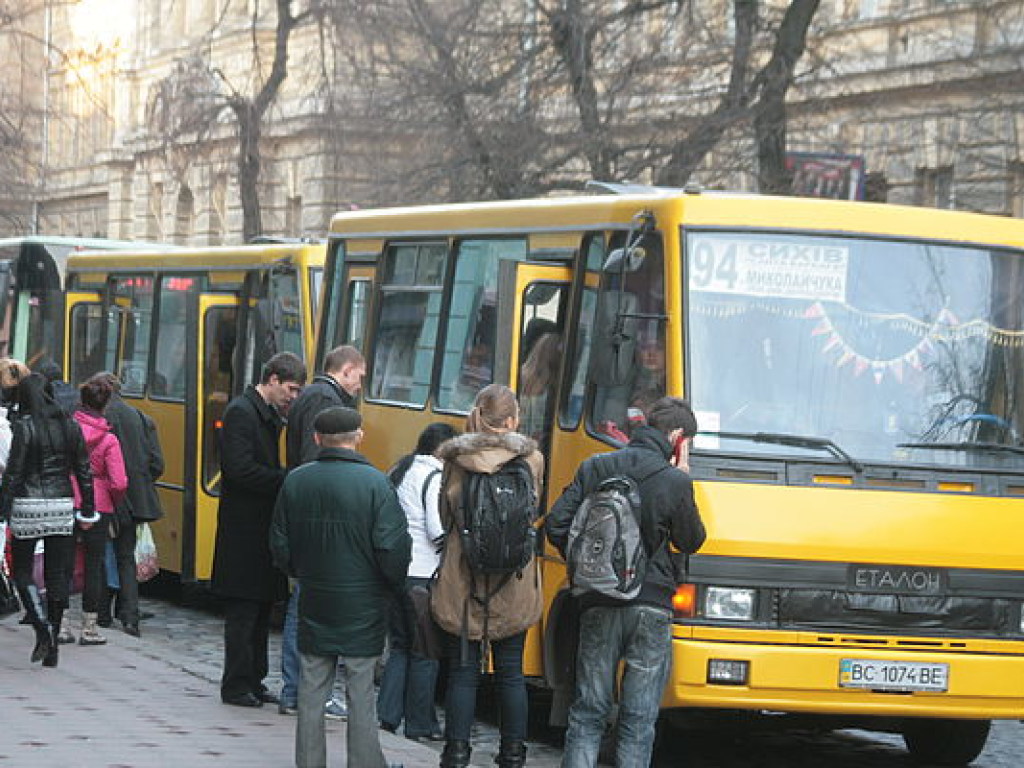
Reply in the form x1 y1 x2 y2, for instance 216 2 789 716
699 431 863 473
897 441 1024 457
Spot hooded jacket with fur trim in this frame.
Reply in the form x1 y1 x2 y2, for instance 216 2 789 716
430 430 545 642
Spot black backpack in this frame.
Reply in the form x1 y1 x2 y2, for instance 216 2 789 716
459 456 538 576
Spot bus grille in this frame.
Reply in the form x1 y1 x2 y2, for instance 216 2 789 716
777 589 1017 638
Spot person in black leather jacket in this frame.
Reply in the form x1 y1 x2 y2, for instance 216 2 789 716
0 373 95 668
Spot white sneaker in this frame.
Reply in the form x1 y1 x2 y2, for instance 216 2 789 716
324 698 347 720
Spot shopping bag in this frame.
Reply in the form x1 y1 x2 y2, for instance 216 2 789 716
0 529 19 617
135 523 159 583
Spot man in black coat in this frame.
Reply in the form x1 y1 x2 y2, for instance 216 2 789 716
278 344 365 716
284 345 365 470
212 352 307 708
546 396 706 768
97 372 165 636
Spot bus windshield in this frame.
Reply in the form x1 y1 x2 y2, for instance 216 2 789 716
685 230 1024 469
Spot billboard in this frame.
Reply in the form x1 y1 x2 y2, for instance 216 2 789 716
785 152 866 200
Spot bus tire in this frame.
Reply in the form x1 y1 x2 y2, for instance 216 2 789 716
902 718 990 766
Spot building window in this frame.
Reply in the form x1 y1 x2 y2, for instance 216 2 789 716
286 195 302 235
175 185 194 244
916 166 954 209
1010 162 1024 219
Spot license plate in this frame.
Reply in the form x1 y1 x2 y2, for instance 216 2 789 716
839 659 949 692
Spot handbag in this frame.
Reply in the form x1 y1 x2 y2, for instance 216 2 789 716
0 570 19 617
407 582 444 661
9 496 75 539
135 522 159 583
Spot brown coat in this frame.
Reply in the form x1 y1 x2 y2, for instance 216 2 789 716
430 431 544 641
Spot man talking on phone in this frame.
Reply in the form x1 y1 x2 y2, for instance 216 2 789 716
545 396 706 768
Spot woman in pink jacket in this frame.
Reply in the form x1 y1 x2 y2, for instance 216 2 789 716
72 375 128 645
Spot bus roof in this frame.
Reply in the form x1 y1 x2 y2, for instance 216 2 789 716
0 235 154 250
328 192 1024 251
66 242 327 273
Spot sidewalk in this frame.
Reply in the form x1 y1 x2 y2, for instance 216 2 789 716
0 605 440 767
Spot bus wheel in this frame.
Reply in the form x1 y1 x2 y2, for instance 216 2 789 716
902 718 990 766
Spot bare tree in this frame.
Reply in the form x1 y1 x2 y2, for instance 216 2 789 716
147 0 320 242
0 1 47 232
328 0 822 203
752 0 821 194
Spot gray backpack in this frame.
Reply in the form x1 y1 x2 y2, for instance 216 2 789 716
566 463 664 600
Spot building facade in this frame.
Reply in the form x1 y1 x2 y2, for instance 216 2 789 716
3 0 1023 242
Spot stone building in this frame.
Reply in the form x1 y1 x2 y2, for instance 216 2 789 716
3 0 1023 242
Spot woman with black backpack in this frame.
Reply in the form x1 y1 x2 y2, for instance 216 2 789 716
430 384 545 768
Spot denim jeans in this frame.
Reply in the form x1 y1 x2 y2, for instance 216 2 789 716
377 577 441 736
562 604 673 768
444 630 527 742
280 583 346 708
108 519 139 624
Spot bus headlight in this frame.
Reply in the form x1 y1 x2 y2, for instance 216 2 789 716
705 587 756 621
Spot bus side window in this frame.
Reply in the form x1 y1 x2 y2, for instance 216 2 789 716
111 275 155 397
518 282 566 456
342 278 371 349
371 244 447 405
203 305 237 494
562 236 606 430
152 276 200 400
69 303 110 386
437 239 528 412
590 232 666 442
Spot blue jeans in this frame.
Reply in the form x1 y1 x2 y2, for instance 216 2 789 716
280 584 345 708
562 604 673 768
444 630 527 742
377 577 441 736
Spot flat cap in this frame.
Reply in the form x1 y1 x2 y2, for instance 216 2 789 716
314 406 362 435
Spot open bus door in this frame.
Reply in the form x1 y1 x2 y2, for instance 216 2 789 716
193 293 242 582
502 261 571 681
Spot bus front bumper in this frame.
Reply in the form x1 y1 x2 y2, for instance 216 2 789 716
665 631 1024 719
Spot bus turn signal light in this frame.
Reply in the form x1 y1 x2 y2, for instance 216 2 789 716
672 584 696 617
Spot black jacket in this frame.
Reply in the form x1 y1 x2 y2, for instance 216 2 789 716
284 374 355 470
546 425 706 610
211 386 288 601
0 413 95 519
105 395 165 521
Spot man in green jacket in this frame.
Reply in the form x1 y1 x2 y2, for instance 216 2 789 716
270 406 411 768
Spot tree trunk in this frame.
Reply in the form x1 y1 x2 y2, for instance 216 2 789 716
236 102 262 243
656 0 756 187
753 0 821 195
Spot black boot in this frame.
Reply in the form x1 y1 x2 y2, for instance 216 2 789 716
16 584 52 664
495 740 526 768
440 740 471 768
98 588 116 628
43 603 62 668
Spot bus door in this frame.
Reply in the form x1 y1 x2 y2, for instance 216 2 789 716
505 263 571 492
193 293 241 581
505 262 571 681
65 290 115 384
